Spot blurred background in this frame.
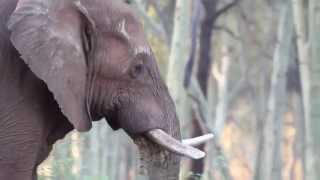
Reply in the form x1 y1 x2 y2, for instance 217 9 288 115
38 0 320 179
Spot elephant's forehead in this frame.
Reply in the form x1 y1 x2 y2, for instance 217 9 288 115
82 0 140 30
82 0 151 55
116 20 151 51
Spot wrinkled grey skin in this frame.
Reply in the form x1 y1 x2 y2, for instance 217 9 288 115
0 0 181 179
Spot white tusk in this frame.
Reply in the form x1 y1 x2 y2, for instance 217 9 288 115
145 129 206 159
182 133 214 146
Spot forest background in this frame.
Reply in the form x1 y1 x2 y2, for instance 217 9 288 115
37 0 320 179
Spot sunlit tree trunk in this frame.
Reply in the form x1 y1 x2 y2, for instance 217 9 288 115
212 33 231 138
99 123 108 179
291 0 309 178
253 67 268 180
38 154 53 180
166 2 193 178
291 0 309 125
166 0 191 123
90 123 100 177
70 132 81 180
52 134 74 179
307 0 320 179
290 90 305 180
261 4 294 180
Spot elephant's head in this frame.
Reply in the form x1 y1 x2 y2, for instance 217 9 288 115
8 0 212 179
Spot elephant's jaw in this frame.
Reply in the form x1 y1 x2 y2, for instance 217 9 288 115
133 129 214 180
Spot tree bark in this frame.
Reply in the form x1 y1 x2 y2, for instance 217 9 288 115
307 0 320 179
197 0 217 96
188 1 217 177
291 0 309 178
260 4 294 180
166 0 191 121
212 43 231 137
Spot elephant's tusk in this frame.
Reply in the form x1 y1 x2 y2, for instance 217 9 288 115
182 133 214 146
145 129 206 159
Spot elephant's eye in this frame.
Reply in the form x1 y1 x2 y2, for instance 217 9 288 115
130 64 144 78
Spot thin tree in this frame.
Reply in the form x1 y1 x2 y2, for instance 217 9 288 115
189 0 240 178
166 0 192 121
260 3 294 180
307 0 320 178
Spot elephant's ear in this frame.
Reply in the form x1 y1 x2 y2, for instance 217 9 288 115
8 0 94 132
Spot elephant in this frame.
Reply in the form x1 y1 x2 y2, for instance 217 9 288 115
0 0 213 179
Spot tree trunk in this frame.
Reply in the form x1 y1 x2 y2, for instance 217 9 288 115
166 0 191 122
291 0 309 178
260 4 294 180
190 0 217 177
307 0 320 179
212 39 231 137
290 91 306 180
70 132 81 179
197 0 217 96
253 68 268 180
93 125 101 177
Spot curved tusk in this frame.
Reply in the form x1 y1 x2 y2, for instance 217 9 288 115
182 133 214 146
145 129 206 159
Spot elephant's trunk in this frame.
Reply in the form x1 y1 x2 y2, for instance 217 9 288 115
134 137 180 180
132 88 213 180
133 96 181 180
134 132 181 180
135 129 212 180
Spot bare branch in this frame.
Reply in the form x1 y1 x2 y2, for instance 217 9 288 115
184 0 202 88
148 0 176 41
213 25 241 40
131 0 169 44
215 0 241 18
185 77 233 180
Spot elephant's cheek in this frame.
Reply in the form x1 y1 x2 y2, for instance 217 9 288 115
134 137 180 180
